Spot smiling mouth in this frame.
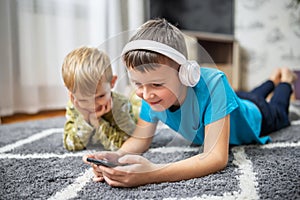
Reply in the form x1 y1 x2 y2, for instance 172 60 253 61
148 100 162 105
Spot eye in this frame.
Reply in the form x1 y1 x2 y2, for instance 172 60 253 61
134 82 142 87
78 99 88 103
96 94 105 99
152 83 163 87
76 98 88 103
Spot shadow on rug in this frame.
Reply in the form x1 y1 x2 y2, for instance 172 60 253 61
0 117 299 200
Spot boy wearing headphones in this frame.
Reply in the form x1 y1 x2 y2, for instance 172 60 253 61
84 19 297 187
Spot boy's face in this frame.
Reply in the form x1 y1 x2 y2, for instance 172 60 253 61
71 81 113 113
128 64 186 112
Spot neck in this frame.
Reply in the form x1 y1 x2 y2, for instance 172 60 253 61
173 85 188 106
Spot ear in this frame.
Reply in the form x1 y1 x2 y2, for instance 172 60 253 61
110 76 118 88
69 92 75 104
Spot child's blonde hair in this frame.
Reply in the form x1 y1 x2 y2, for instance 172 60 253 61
62 46 113 96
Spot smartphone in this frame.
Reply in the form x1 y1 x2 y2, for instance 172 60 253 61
87 157 119 168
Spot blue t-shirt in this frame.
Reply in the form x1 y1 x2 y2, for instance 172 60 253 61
140 67 271 145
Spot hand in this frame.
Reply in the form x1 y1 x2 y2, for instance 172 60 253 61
89 100 112 127
83 151 123 182
82 154 104 182
100 155 165 187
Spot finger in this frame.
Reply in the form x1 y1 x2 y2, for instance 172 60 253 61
93 152 111 160
95 106 107 118
105 100 112 112
93 176 104 182
82 154 95 164
100 152 122 163
92 164 102 172
103 175 126 187
100 166 125 177
92 167 103 177
96 101 111 116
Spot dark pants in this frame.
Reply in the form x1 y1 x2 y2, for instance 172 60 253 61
236 80 292 136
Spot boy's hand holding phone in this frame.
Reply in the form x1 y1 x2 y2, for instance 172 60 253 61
83 151 124 167
83 151 128 182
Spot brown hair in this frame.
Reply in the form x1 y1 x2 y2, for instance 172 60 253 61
123 18 187 72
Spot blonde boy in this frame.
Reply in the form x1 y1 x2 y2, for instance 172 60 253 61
61 46 137 151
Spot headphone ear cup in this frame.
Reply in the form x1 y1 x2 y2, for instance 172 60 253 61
179 60 201 87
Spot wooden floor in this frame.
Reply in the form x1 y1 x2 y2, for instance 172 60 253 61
1 109 66 124
1 93 297 125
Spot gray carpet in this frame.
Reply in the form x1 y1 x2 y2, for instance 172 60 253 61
0 116 299 200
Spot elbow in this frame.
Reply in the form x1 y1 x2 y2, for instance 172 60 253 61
218 157 228 171
208 152 228 172
214 154 228 171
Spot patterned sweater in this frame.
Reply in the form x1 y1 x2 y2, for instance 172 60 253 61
63 92 139 151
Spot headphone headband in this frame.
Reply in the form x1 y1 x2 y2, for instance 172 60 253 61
122 39 201 87
121 40 187 65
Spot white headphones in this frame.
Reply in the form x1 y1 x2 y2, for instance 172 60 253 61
121 40 201 87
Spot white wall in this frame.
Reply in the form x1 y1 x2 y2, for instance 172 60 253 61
235 0 300 90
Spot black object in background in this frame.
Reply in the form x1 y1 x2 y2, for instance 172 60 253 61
148 0 234 35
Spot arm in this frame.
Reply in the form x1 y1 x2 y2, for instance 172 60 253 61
63 100 95 151
153 114 230 182
100 115 230 187
117 118 157 156
91 117 132 151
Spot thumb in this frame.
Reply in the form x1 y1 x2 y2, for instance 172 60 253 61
118 154 144 165
82 154 95 164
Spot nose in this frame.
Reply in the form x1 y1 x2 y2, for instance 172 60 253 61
137 86 154 100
